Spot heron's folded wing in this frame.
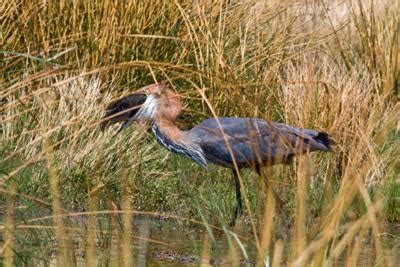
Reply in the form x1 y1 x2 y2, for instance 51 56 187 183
271 122 334 152
189 118 297 167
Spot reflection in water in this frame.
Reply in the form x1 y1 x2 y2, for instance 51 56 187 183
137 218 150 266
128 217 400 266
135 217 257 266
3 214 399 266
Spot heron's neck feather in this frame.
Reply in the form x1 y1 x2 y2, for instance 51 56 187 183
153 119 185 142
151 121 207 167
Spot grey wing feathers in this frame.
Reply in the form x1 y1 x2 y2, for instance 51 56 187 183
189 117 334 168
273 122 334 152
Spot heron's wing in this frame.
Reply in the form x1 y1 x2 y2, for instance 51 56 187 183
189 117 333 168
188 118 290 167
271 122 334 152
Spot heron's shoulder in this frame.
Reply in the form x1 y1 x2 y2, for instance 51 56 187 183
196 117 264 128
189 117 271 139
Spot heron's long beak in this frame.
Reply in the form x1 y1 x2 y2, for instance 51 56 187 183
100 93 147 131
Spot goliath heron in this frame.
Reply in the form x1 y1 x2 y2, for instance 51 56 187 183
101 83 334 225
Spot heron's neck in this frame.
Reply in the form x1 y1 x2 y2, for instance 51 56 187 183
152 119 185 142
151 119 207 167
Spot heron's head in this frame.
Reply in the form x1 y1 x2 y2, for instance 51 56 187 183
100 83 181 130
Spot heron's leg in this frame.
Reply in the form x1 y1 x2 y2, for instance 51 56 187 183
230 169 243 226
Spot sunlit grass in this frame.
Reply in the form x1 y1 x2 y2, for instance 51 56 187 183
1 0 399 265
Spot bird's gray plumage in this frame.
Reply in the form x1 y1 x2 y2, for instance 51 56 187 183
187 117 333 169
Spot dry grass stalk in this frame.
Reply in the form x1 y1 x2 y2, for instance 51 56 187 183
85 189 97 266
272 240 284 267
2 183 16 267
44 138 72 265
200 232 212 266
259 183 276 265
292 157 309 264
121 170 133 267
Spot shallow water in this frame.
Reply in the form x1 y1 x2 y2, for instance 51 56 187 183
63 216 258 266
128 218 399 266
2 214 399 266
133 218 258 266
80 216 399 266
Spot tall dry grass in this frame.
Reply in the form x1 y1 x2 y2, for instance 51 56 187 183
1 0 399 265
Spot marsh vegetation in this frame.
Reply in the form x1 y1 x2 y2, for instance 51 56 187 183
1 0 399 265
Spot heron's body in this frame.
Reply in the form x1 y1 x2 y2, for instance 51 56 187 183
151 117 332 169
101 83 334 225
